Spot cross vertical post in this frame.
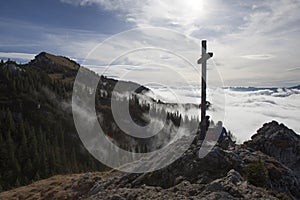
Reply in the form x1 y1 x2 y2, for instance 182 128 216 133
201 40 207 139
197 40 213 140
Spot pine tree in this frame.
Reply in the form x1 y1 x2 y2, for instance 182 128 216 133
28 127 38 157
11 80 16 91
5 109 16 136
0 134 7 170
14 178 20 187
18 123 28 161
11 157 21 180
6 130 15 161
34 172 40 181
41 149 49 178
71 148 79 172
24 158 33 180
48 149 56 175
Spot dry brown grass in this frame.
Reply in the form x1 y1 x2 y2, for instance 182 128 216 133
0 172 105 200
48 73 64 79
48 73 75 83
44 53 79 70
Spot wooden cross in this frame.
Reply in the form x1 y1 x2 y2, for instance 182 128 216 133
197 40 213 140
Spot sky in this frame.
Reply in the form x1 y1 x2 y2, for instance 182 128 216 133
0 0 300 140
0 0 300 87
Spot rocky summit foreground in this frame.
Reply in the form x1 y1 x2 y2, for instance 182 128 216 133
0 121 299 200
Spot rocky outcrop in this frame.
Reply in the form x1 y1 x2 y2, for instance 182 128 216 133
114 143 299 199
1 121 299 200
87 170 279 200
245 121 300 178
197 169 278 200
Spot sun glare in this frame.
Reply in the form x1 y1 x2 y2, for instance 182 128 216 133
186 0 205 11
173 0 206 26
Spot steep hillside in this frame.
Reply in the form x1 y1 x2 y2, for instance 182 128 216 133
0 52 204 191
0 57 105 191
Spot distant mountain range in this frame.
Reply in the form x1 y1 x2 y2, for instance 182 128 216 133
289 85 300 89
225 85 300 92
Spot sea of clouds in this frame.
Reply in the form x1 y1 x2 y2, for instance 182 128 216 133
117 82 300 143
87 63 300 143
151 86 300 143
222 87 300 142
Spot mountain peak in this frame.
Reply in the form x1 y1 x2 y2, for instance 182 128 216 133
32 52 80 70
250 120 299 141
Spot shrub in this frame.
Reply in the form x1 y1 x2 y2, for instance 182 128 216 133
244 159 269 188
276 192 291 200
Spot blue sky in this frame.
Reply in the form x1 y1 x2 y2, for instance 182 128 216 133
0 0 129 57
0 0 125 32
0 0 300 87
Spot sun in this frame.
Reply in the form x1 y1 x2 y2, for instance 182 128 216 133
185 0 205 11
174 0 206 23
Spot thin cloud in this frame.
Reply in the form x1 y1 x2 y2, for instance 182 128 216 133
241 54 275 60
0 52 36 62
0 17 108 62
1 1 298 87
286 67 300 72
59 0 300 86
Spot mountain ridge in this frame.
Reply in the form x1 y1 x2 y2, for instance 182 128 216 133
0 52 202 191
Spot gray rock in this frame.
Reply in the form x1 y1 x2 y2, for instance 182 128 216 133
245 121 300 177
198 170 278 200
110 194 126 200
54 121 300 200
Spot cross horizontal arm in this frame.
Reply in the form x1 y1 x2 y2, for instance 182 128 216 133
197 52 213 64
